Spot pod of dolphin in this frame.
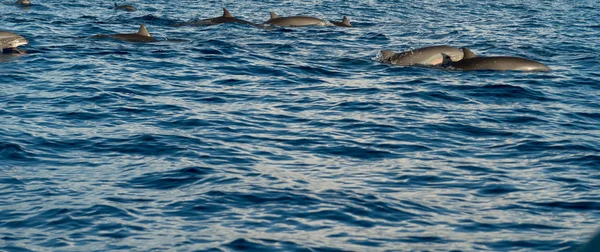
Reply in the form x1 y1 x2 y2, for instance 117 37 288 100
5 3 600 252
2 1 551 72
380 46 551 71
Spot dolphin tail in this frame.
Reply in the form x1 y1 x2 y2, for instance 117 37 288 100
342 16 351 27
223 8 233 18
380 50 395 61
114 3 118 7
269 12 280 20
461 47 477 59
137 25 151 37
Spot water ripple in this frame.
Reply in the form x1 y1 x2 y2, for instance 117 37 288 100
1 0 599 251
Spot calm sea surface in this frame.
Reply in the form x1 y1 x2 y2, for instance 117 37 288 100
1 0 599 251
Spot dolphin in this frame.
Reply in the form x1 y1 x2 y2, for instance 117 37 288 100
114 3 136 11
14 0 30 5
380 45 464 66
173 8 254 26
441 47 551 71
0 31 28 53
264 12 327 27
331 16 352 27
93 25 158 43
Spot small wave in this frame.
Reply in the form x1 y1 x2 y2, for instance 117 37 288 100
529 201 600 211
461 84 550 101
121 166 221 190
0 142 36 162
401 90 472 103
546 154 600 169
89 134 195 157
512 140 599 153
476 183 521 196
312 145 398 159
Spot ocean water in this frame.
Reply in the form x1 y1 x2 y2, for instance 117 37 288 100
1 0 599 251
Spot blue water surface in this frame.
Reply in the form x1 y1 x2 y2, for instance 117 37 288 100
1 0 599 251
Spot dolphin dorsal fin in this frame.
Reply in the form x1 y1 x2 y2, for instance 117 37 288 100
462 47 477 59
269 12 280 20
223 8 233 18
380 50 395 60
137 25 151 37
441 53 453 65
342 16 351 27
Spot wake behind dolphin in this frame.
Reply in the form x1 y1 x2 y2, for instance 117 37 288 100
441 47 551 72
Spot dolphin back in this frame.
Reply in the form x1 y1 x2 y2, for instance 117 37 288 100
451 56 550 71
92 24 157 42
265 13 327 27
115 3 136 11
15 0 30 5
174 8 254 26
381 46 463 66
380 50 396 62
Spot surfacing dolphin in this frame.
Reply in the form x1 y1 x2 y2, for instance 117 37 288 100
93 25 158 43
380 45 464 66
264 12 327 27
114 3 136 11
331 16 351 27
173 8 254 26
0 31 28 53
14 0 30 5
441 47 551 72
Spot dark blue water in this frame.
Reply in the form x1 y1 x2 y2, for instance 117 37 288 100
1 0 599 251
